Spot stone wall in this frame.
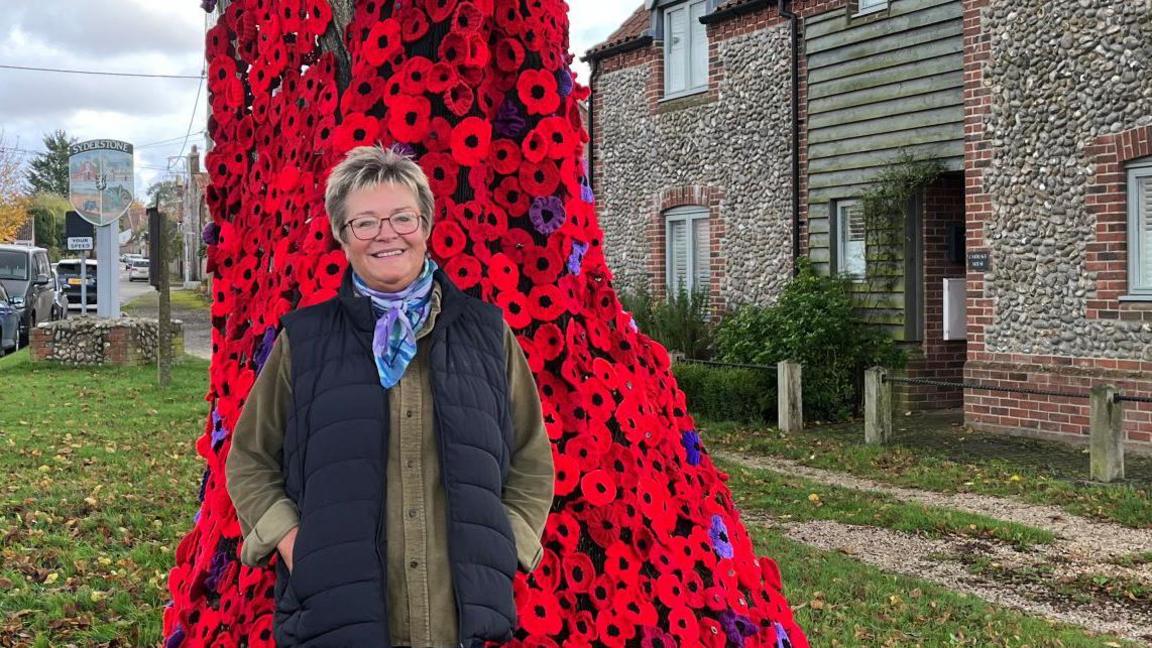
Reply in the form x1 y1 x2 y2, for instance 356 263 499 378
976 0 1152 359
963 0 1152 446
30 317 184 366
591 18 794 308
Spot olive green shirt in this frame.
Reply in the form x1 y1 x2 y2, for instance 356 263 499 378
225 284 554 648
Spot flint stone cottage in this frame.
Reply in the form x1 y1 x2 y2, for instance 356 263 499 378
585 0 1152 449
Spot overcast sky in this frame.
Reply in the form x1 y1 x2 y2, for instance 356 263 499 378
0 1 641 196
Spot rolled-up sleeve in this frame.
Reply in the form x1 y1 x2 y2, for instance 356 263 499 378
225 332 299 567
500 324 555 573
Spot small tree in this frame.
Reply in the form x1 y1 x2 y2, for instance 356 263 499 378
25 130 75 197
0 133 32 242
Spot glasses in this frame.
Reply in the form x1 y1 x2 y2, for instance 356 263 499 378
342 213 424 240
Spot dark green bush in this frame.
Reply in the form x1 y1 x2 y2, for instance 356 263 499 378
715 259 905 421
672 362 775 423
620 286 713 360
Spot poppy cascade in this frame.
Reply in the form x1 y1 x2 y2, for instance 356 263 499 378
165 1 808 646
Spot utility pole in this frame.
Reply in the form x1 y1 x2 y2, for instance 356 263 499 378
149 202 172 387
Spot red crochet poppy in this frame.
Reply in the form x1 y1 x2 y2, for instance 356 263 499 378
443 81 475 117
527 284 566 322
545 510 580 554
424 117 454 152
489 138 522 175
430 220 467 258
400 57 433 93
699 617 727 648
493 177 530 218
387 94 431 142
362 19 402 66
667 607 700 644
520 588 563 636
418 152 459 195
437 32 468 67
498 227 534 263
536 116 577 160
425 0 458 23
426 62 458 93
449 117 492 167
518 160 560 197
453 1 484 33
580 469 616 507
521 128 548 164
443 254 481 290
400 7 430 42
495 37 525 73
552 452 580 496
496 289 532 329
533 549 561 592
568 610 596 642
517 68 561 115
594 608 634 648
484 252 519 291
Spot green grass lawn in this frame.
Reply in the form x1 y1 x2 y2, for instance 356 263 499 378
704 418 1152 529
719 459 1055 549
0 350 208 646
756 527 1141 647
121 288 211 314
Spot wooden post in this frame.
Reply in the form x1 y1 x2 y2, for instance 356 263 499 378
1089 385 1124 482
865 367 892 445
777 360 802 434
152 203 172 387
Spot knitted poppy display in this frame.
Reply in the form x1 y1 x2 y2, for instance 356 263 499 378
167 2 807 647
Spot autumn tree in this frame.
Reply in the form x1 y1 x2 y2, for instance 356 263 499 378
0 133 32 243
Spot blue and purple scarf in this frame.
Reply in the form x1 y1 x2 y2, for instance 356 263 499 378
352 259 438 389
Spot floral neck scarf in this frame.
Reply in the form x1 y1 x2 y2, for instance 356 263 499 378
352 259 438 389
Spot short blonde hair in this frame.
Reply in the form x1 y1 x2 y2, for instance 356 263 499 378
325 145 435 243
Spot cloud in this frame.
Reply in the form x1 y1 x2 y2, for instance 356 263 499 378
6 1 204 59
566 1 646 85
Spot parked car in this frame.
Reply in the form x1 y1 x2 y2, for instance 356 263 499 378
0 282 20 356
128 258 150 282
122 253 145 271
56 258 99 309
0 244 61 344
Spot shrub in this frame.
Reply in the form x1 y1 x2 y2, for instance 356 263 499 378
620 286 713 360
715 259 905 420
672 362 775 423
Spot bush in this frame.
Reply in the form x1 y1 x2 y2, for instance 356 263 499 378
672 362 775 423
715 259 905 421
620 286 713 360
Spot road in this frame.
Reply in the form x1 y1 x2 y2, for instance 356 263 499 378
66 265 154 315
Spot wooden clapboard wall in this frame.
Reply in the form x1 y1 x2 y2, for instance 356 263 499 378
803 0 964 338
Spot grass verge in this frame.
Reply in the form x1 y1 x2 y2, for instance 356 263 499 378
704 418 1152 529
753 526 1142 647
719 459 1055 549
121 289 211 314
0 350 208 646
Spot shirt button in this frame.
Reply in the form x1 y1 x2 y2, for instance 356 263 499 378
409 560 419 569
406 459 415 469
405 410 414 418
407 508 417 519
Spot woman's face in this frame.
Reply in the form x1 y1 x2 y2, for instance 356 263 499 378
340 182 429 293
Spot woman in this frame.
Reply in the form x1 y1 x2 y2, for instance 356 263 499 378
226 145 555 648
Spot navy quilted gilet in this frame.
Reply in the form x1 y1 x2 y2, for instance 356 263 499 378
274 269 518 647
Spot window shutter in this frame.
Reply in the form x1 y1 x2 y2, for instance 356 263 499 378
666 6 688 95
668 219 689 293
1139 175 1152 289
692 216 710 294
689 0 708 89
838 201 866 278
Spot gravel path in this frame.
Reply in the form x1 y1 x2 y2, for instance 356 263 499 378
717 451 1152 643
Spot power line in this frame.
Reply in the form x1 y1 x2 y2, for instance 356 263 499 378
137 130 207 149
0 63 205 80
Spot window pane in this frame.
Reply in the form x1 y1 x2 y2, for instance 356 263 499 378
689 0 708 90
859 0 888 10
665 7 688 95
1138 175 1152 290
692 216 710 295
838 201 866 278
668 219 690 293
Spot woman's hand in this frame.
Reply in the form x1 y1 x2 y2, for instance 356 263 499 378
278 526 299 573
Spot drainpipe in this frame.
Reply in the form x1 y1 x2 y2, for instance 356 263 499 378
778 0 801 276
587 59 597 192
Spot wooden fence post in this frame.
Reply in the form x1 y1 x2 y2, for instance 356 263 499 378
777 360 802 434
1090 384 1124 482
865 367 892 445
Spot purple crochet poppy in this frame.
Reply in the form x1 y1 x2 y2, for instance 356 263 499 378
529 195 566 235
202 543 233 592
774 621 793 648
718 609 759 647
567 240 588 276
556 68 573 98
209 408 230 449
639 625 677 648
390 142 417 159
165 625 185 648
681 430 702 466
709 514 734 559
494 98 526 139
197 468 210 503
253 326 277 374
201 221 220 246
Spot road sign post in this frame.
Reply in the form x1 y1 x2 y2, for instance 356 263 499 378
69 140 134 318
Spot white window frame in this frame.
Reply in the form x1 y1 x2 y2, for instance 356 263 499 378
1126 157 1152 300
662 0 709 99
835 199 867 281
855 0 889 16
665 206 710 296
